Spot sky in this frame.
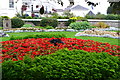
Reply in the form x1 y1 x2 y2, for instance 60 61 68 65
52 0 110 14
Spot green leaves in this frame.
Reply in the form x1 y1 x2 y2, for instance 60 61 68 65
2 49 120 79
69 21 92 30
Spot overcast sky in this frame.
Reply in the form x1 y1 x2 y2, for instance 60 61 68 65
54 0 110 14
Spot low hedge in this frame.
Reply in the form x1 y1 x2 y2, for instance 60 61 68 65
11 18 25 28
2 49 120 80
9 33 66 40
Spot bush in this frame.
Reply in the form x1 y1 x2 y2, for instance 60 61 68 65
65 19 76 26
2 49 120 80
94 14 106 19
93 22 110 28
10 33 66 40
69 21 92 30
11 18 25 28
85 15 95 19
105 14 118 20
40 18 58 28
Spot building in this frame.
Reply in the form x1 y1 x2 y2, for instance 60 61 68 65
64 4 90 17
0 0 62 18
0 0 18 17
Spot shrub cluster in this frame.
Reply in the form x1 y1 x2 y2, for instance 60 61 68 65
11 18 25 28
85 14 120 20
10 33 66 40
69 21 93 30
40 18 58 28
2 49 120 80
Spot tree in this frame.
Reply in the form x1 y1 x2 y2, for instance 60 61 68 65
107 1 120 14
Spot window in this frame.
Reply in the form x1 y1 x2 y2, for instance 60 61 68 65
9 0 14 8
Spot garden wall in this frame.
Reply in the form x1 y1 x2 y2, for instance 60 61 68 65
87 19 120 28
22 19 120 28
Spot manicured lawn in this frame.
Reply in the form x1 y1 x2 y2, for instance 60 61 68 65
0 31 119 45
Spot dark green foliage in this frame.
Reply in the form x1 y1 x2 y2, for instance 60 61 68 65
2 49 120 80
65 19 76 26
85 14 120 20
11 18 25 28
69 21 92 30
39 6 44 14
9 33 66 40
105 14 119 20
107 2 120 14
40 18 58 28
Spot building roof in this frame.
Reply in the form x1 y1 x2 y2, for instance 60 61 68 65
71 5 89 11
87 11 95 16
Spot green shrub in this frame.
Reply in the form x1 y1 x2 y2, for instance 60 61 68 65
105 14 118 20
11 18 25 28
65 19 76 26
40 18 58 28
85 15 95 19
69 21 92 30
45 26 54 29
94 14 106 19
2 49 120 80
9 33 66 40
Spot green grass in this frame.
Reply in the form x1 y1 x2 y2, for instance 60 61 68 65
0 31 119 46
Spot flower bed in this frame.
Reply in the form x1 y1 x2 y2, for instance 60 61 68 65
75 30 120 39
1 38 120 62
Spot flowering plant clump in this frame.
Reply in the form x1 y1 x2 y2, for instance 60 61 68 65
1 38 120 62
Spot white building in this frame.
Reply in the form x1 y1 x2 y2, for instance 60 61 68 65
0 0 18 17
0 0 62 18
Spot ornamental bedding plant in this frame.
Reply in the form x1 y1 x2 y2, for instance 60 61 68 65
1 37 120 62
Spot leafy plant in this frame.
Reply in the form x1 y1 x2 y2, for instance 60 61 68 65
69 21 92 30
9 33 66 40
2 49 120 79
11 18 25 28
105 14 118 20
